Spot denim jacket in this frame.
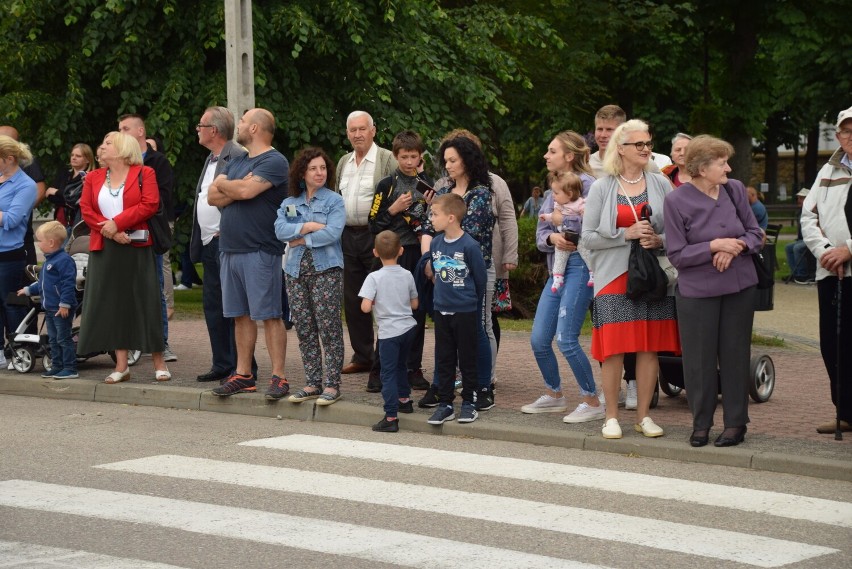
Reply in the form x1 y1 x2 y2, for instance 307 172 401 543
275 186 345 278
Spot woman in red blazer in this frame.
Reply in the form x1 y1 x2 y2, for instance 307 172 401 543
77 131 170 383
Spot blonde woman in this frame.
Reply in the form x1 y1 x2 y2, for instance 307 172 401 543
582 119 680 439
77 132 169 383
0 135 38 344
46 143 95 227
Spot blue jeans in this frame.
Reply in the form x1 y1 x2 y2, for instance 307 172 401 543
46 311 76 372
0 257 27 339
155 253 169 345
785 239 814 279
530 252 596 396
378 326 416 417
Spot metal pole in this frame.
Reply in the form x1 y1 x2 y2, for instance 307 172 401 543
224 0 255 130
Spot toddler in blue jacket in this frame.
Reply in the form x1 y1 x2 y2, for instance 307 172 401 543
19 221 78 379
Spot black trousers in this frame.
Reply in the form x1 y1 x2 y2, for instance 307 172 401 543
676 286 756 430
342 226 377 365
433 311 478 405
818 277 852 423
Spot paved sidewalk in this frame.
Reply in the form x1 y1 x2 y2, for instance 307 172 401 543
2 280 850 481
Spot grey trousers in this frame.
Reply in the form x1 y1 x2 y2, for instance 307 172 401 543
675 286 756 430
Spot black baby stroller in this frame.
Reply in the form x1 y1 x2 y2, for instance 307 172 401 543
5 222 142 373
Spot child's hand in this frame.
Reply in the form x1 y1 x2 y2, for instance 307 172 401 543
56 307 69 318
16 288 26 296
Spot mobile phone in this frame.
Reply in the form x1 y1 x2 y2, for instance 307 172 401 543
563 230 579 245
126 229 150 242
416 179 435 198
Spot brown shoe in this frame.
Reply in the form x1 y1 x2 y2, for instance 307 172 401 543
341 362 371 374
816 420 852 434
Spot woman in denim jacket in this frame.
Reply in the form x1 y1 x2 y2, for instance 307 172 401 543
275 147 346 405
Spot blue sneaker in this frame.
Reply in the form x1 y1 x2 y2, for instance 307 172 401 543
53 370 79 380
41 368 61 378
458 402 478 423
427 404 455 425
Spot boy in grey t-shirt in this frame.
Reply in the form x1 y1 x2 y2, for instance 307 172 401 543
359 231 419 432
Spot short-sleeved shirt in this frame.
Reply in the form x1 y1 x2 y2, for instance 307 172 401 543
358 264 417 339
220 149 289 255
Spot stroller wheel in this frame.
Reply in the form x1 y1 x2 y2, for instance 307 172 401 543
108 349 143 366
659 378 683 397
749 354 775 403
11 346 35 373
42 354 52 372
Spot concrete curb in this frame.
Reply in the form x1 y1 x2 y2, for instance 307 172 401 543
2 374 850 482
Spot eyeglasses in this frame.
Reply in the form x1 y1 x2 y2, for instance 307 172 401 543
196 124 214 129
621 141 654 150
838 129 852 139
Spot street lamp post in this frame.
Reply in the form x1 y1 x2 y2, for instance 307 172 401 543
224 0 255 129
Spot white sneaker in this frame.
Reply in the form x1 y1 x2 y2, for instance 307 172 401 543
634 416 664 437
625 382 638 410
174 284 192 291
521 394 568 414
598 390 626 408
563 402 606 423
602 418 622 439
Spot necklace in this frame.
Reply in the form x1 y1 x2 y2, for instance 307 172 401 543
105 169 125 197
619 172 644 184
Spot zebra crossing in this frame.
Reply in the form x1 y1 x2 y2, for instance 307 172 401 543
0 434 848 568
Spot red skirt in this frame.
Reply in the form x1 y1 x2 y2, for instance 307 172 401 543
591 272 681 362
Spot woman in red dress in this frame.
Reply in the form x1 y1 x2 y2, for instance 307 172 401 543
581 119 680 439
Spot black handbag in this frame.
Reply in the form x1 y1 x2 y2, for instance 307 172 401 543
137 171 172 254
62 173 85 208
626 204 667 301
722 183 773 290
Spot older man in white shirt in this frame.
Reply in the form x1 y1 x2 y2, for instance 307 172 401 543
335 111 397 384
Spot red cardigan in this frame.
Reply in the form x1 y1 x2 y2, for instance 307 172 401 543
79 165 160 251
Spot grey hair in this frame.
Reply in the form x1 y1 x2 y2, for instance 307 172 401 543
205 106 235 140
671 132 693 145
346 110 374 128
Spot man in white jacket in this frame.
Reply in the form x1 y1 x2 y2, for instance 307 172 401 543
801 105 852 434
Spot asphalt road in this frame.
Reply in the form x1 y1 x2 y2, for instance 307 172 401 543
1 396 850 569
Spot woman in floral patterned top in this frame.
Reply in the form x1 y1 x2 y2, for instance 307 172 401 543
421 135 495 409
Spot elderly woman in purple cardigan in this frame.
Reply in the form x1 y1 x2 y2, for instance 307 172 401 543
664 135 764 448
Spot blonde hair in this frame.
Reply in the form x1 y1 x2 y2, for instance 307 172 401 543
684 135 734 178
553 130 594 177
104 131 143 165
71 143 95 172
0 135 33 167
36 221 68 243
547 170 583 202
602 119 651 176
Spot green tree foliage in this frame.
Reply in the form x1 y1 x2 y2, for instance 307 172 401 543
0 0 560 209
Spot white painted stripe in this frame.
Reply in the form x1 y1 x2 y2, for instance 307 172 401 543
95 455 837 568
0 539 187 568
0 480 607 569
241 434 852 528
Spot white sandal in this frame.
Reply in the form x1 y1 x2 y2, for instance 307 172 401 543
105 369 130 384
155 369 171 382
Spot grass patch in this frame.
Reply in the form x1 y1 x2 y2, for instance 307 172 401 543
752 332 785 347
173 287 204 319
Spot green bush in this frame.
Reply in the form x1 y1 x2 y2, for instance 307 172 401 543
507 216 548 318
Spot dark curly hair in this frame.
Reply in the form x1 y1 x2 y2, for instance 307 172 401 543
437 136 491 190
288 146 335 196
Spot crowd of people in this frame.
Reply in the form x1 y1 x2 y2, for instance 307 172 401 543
1 102 849 443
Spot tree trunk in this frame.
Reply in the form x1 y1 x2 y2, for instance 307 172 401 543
804 125 820 188
729 134 754 187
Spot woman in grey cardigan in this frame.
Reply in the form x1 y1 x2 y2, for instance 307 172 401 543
581 119 680 440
